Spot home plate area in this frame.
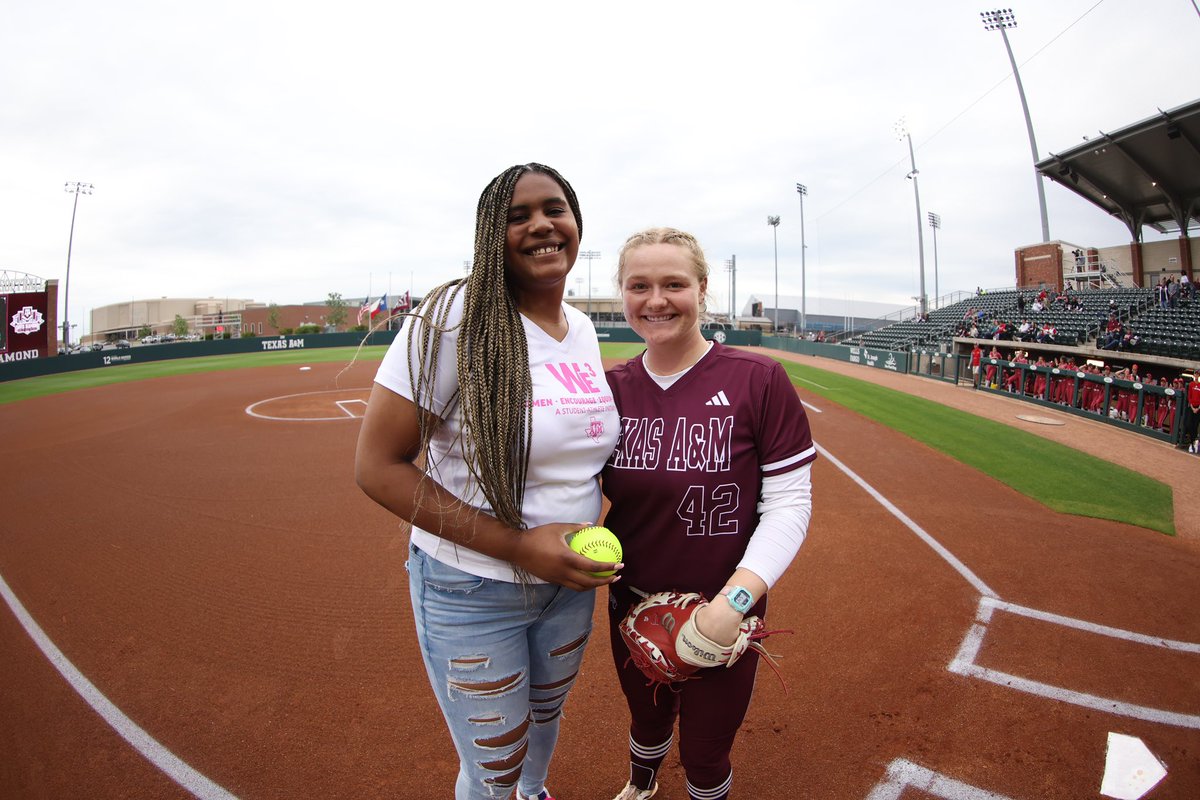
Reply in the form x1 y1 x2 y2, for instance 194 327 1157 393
244 388 371 421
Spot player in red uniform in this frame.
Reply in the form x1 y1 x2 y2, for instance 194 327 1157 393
601 227 815 800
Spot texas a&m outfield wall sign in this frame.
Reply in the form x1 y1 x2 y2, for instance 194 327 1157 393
2 291 53 363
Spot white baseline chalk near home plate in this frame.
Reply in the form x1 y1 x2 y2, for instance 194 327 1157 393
1100 733 1167 800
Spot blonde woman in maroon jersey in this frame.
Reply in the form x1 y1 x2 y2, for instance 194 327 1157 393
601 227 815 800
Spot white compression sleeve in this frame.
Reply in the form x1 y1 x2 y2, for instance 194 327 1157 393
736 463 813 590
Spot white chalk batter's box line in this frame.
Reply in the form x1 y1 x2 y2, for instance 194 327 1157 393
865 758 1017 800
948 596 1200 730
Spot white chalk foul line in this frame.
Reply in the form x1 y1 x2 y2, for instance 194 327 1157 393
865 758 1018 800
815 443 998 598
949 596 1200 730
0 571 237 799
801 400 823 414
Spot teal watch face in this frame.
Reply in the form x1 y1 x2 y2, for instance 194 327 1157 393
727 587 753 613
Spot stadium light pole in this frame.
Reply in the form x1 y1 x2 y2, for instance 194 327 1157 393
724 256 737 325
894 120 927 318
767 216 781 332
981 8 1050 243
578 250 601 319
62 181 94 348
928 212 941 309
796 183 808 336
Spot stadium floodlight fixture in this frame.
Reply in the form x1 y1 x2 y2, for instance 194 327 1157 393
894 120 927 318
62 181 94 348
724 257 737 324
766 216 781 333
981 7 1050 242
795 184 808 336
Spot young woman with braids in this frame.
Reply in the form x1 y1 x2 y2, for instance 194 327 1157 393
602 228 815 800
355 163 622 800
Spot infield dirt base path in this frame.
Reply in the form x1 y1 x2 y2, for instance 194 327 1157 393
0 354 1196 799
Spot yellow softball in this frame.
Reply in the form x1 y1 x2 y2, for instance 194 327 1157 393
569 526 622 577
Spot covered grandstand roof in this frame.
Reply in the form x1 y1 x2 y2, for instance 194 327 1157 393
1036 97 1200 237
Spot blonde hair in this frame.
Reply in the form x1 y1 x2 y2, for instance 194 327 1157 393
409 164 582 531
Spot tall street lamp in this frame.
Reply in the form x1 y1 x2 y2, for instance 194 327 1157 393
62 181 94 347
894 120 927 318
928 212 941 309
981 8 1050 242
796 183 808 335
578 250 601 319
767 216 781 332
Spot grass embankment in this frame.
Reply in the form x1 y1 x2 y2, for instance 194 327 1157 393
0 342 1173 534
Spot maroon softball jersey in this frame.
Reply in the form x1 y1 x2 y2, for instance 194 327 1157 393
602 343 816 598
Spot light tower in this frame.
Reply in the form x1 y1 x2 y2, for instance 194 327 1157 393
894 120 927 317
578 250 601 319
796 183 808 335
62 181 94 348
766 216 781 332
981 8 1050 242
928 212 941 309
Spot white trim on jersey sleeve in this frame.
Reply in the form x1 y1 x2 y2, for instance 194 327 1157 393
736 463 813 590
761 444 817 473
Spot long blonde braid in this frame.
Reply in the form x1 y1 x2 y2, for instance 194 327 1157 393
408 164 582 532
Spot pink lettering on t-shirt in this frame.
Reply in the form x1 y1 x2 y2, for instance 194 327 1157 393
546 363 600 394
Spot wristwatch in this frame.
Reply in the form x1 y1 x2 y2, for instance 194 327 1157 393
718 585 754 614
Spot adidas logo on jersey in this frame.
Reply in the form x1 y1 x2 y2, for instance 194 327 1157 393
705 390 731 406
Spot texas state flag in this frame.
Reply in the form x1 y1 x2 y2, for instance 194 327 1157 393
370 294 388 319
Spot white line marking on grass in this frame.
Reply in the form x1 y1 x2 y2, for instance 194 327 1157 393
795 376 835 390
816 443 998 598
948 597 1200 730
0 572 238 799
865 758 1018 800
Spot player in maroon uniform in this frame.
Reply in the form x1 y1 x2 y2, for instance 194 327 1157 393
602 227 815 800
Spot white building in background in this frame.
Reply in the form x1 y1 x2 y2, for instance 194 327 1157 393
90 297 259 342
741 294 908 334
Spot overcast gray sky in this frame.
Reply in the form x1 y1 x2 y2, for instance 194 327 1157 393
3 0 1197 335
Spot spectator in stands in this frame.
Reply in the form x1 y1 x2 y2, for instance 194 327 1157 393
1036 323 1058 344
1031 297 1045 313
1179 370 1200 452
1119 325 1140 351
1017 294 1026 314
1180 270 1192 302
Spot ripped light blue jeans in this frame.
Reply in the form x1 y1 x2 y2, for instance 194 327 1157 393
407 544 595 800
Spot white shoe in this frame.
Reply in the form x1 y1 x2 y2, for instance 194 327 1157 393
612 782 658 800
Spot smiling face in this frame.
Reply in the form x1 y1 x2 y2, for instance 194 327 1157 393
619 242 707 351
504 171 580 299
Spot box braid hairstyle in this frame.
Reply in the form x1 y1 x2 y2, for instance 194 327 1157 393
407 163 582 533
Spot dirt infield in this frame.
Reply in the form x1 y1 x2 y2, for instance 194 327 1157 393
0 355 1197 799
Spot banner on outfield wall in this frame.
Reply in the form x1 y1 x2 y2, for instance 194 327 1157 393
1 291 52 363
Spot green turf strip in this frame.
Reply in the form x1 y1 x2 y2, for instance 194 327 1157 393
778 360 1174 536
0 343 1173 535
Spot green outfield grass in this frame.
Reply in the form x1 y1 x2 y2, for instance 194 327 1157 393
778 360 1174 535
0 342 1173 534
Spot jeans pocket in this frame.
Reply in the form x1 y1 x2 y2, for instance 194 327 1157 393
418 549 489 596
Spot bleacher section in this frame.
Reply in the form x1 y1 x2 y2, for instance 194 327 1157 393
1131 303 1200 360
852 288 1159 353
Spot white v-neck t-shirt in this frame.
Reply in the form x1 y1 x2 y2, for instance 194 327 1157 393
374 289 620 582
